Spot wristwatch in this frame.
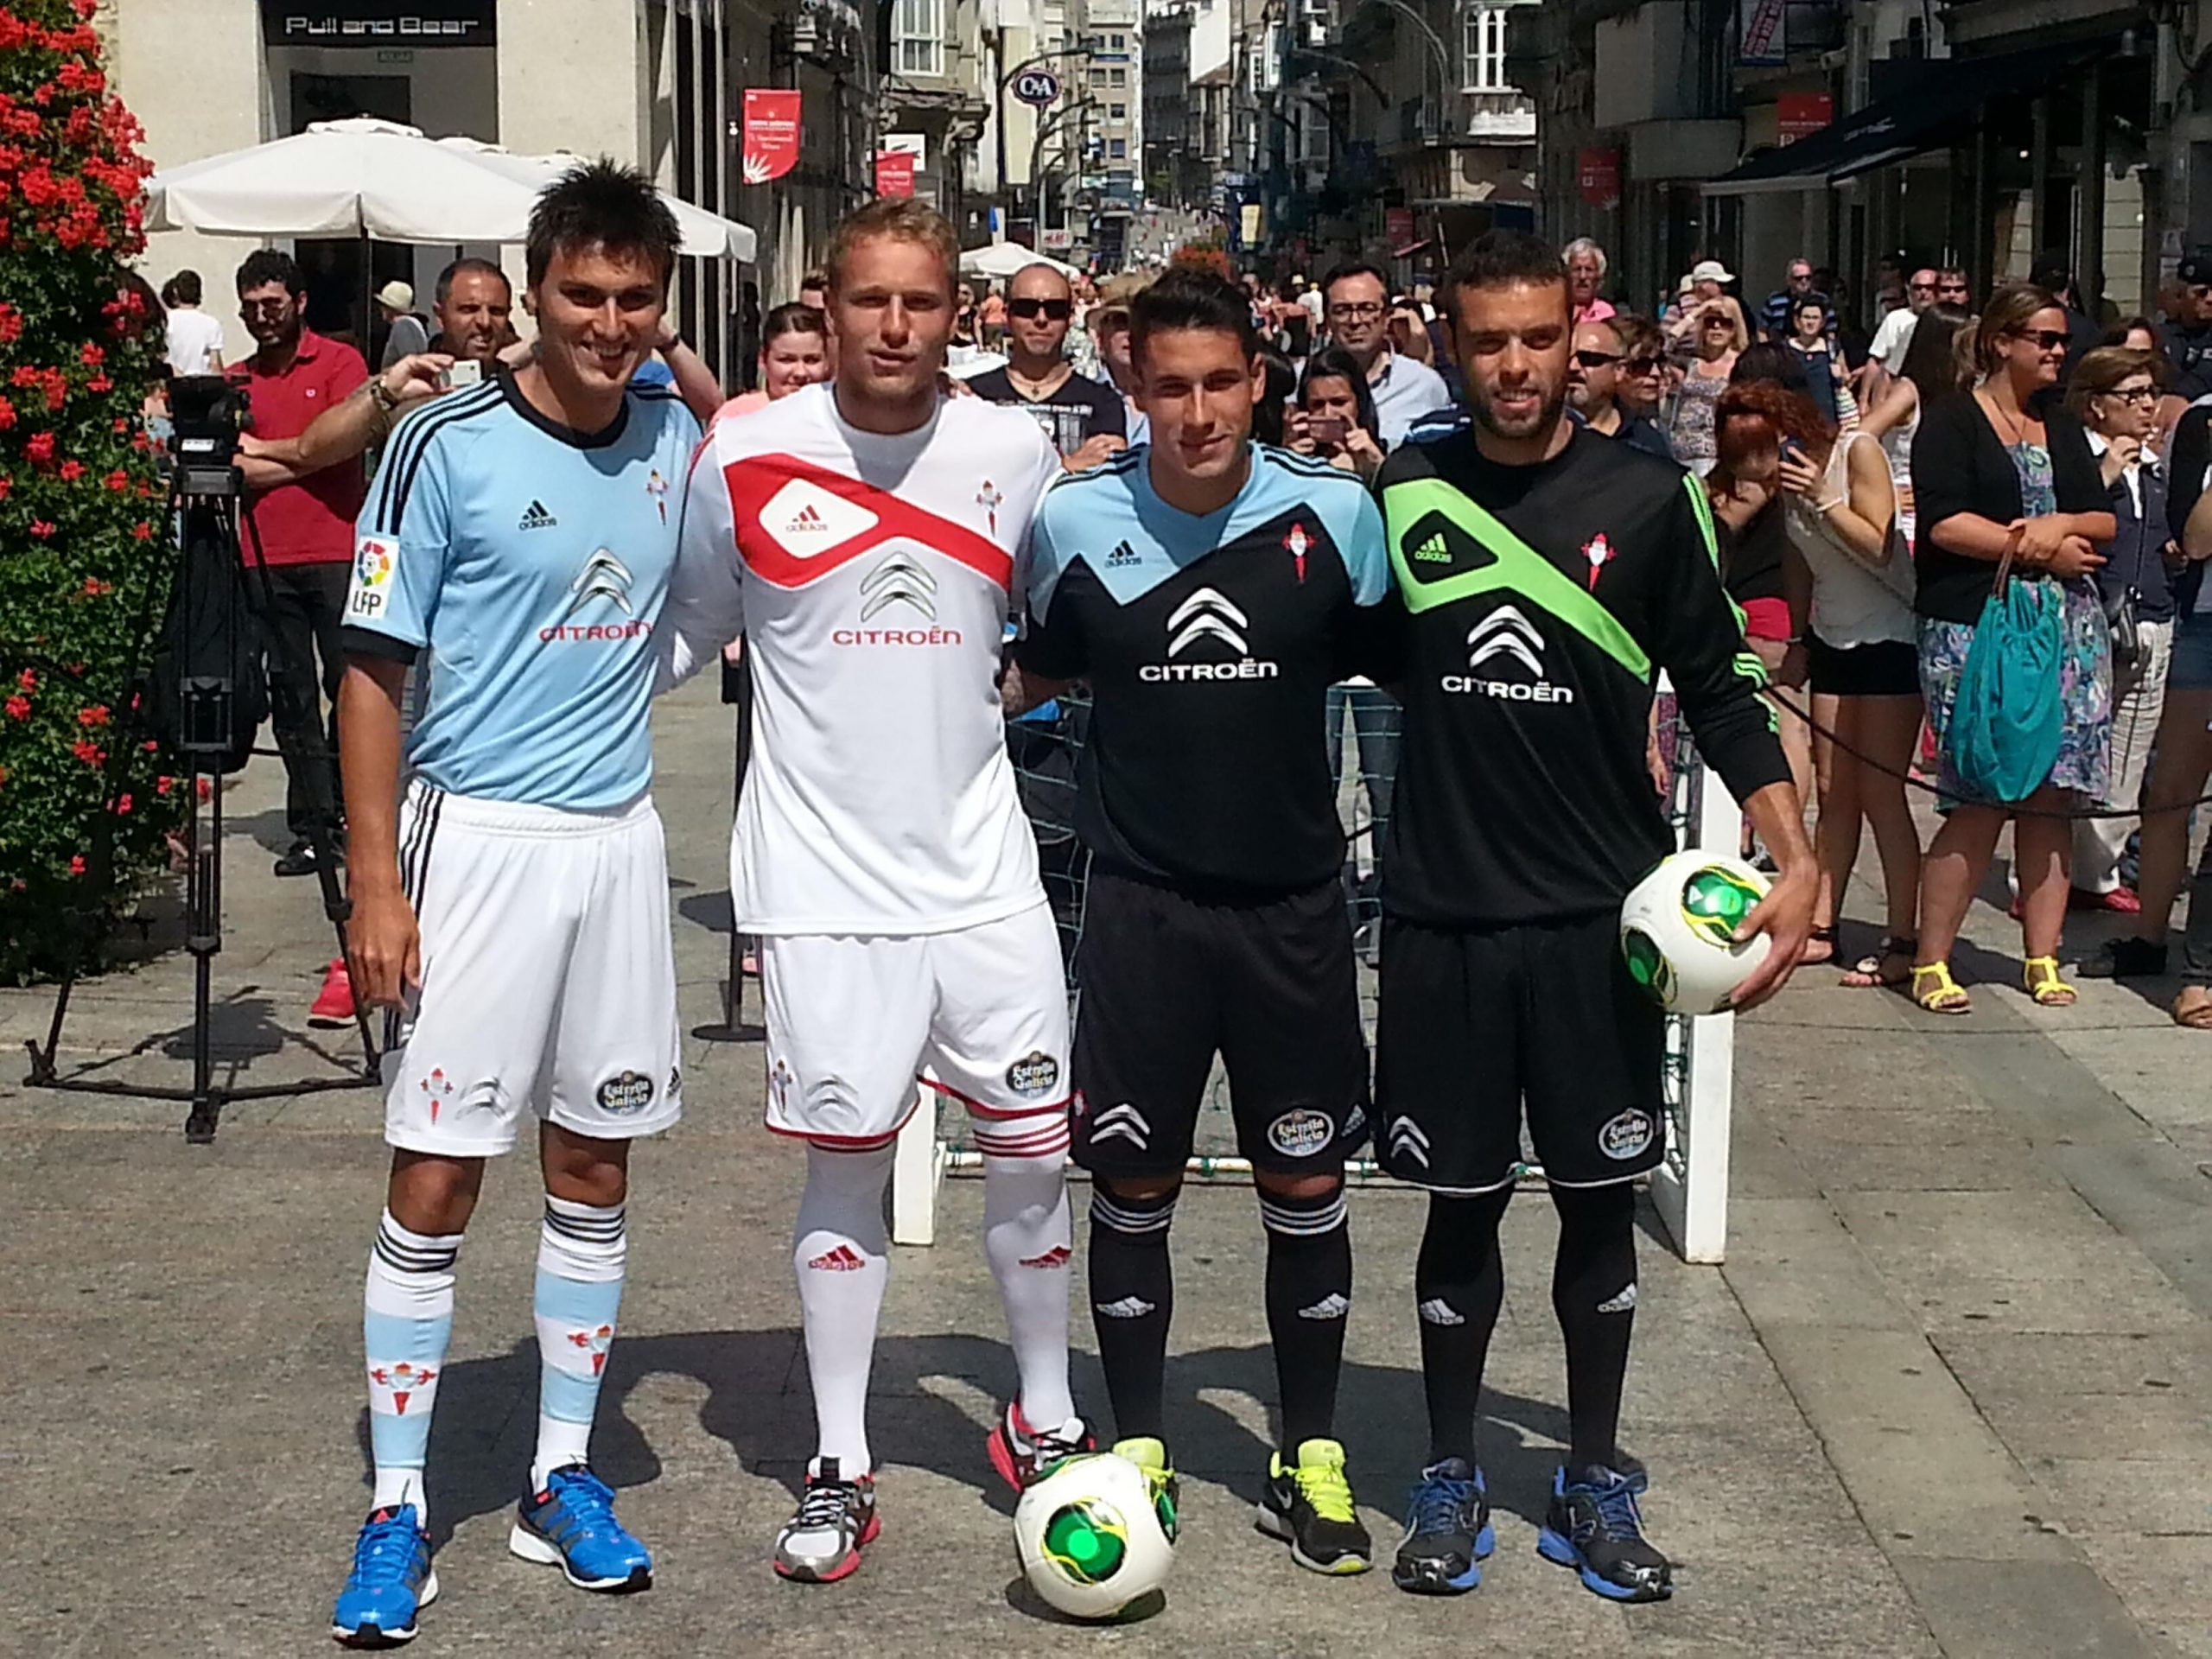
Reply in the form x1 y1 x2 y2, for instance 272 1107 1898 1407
367 378 403 414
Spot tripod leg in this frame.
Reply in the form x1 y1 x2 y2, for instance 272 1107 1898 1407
185 765 222 1143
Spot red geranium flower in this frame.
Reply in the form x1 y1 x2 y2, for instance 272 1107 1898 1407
68 855 86 876
4 696 29 721
58 458 84 482
103 469 126 493
77 703 110 727
71 740 105 766
130 520 152 541
28 519 55 538
16 669 34 690
25 429 54 465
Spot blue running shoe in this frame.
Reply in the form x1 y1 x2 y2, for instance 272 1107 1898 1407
331 1504 436 1647
509 1465 653 1592
1392 1457 1494 1594
1537 1461 1674 1602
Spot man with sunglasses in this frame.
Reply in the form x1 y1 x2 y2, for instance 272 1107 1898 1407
2160 253 2212 401
1866 266 1939 393
969 263 1128 468
1567 318 1671 461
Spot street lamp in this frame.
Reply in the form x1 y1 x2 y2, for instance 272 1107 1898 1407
989 33 1103 226
1339 0 1456 131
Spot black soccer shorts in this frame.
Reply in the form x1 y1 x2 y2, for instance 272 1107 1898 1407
1069 868 1371 1179
1374 912 1667 1193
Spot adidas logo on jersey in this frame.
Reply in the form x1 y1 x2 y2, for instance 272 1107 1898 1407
807 1244 868 1272
1105 539 1143 569
518 499 557 531
1409 531 1451 563
761 477 880 556
1094 1296 1158 1319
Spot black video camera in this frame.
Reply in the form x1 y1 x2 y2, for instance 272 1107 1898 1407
168 374 253 494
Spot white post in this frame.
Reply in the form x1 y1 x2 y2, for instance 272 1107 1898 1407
1651 761 1740 1264
890 1077 944 1246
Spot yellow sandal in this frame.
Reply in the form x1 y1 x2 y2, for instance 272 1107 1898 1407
2023 957 2076 1007
1911 962 1971 1014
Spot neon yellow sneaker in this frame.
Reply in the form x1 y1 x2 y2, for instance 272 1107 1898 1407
1255 1438 1372 1573
1110 1436 1180 1544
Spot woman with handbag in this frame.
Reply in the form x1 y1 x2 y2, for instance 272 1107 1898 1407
1908 287 2117 1013
2067 348 2178 912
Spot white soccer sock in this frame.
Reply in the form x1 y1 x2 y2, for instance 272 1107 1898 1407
976 1114 1077 1430
793 1144 894 1475
531 1196 628 1492
363 1210 462 1527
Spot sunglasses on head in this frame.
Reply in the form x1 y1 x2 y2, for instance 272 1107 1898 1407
1009 297 1073 321
1573 349 1623 368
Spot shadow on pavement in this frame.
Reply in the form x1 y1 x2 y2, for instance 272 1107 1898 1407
353 1328 1580 1548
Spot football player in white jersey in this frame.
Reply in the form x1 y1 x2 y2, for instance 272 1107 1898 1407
660 199 1085 1582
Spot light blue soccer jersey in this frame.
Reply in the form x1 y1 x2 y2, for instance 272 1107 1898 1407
343 374 701 810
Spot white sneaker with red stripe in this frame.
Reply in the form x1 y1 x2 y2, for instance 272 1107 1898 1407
987 1400 1094 1491
774 1459 880 1583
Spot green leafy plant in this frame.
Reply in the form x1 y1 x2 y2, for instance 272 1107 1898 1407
0 0 184 982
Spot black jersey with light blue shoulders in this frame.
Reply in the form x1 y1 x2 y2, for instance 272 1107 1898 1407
1020 442 1390 894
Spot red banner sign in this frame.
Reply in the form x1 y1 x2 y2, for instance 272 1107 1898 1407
741 88 801 184
1577 147 1621 208
1776 92 1833 146
1385 207 1415 252
874 149 916 199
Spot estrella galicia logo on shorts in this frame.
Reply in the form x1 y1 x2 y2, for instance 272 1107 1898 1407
1268 1108 1334 1158
1598 1108 1655 1161
1005 1051 1060 1097
595 1070 656 1116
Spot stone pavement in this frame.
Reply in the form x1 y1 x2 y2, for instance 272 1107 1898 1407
3 679 2210 1657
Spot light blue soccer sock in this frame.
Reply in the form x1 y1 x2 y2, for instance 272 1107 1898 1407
531 1196 628 1491
363 1209 462 1524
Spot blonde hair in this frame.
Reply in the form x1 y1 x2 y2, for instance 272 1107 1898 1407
1974 283 2061 375
825 198 959 298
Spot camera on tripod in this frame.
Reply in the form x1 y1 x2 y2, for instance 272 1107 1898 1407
167 374 252 494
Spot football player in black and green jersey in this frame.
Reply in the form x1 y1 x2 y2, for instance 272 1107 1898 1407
1366 232 1815 1603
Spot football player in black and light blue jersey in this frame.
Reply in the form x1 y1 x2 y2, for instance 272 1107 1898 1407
1009 267 1390 1577
328 162 699 1647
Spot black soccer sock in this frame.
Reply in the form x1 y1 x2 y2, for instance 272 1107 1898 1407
1551 1181 1639 1471
1087 1184 1178 1442
1258 1183 1352 1451
1414 1187 1512 1466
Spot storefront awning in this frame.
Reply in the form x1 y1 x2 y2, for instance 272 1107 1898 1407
1701 44 2090 197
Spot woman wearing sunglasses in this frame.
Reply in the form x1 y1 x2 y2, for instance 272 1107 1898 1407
1908 286 2117 1013
1668 301 1745 477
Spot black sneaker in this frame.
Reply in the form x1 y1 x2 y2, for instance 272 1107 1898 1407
1537 1460 1673 1602
1392 1457 1494 1595
2083 936 2168 979
1254 1438 1371 1574
274 837 342 877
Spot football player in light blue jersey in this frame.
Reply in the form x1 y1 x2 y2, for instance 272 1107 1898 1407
327 161 700 1648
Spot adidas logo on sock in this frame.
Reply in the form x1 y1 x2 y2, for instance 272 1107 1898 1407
1094 1295 1157 1319
1596 1282 1638 1315
518 499 557 531
1297 1293 1351 1321
1418 1297 1465 1326
1409 531 1451 563
1020 1244 1072 1269
807 1244 868 1272
1105 538 1142 568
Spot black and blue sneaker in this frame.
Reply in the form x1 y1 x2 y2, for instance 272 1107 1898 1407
509 1465 653 1592
331 1503 436 1647
1392 1457 1495 1595
1536 1460 1674 1602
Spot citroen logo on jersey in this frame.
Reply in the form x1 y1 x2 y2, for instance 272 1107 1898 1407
1143 588 1279 683
858 551 938 621
1442 606 1575 703
567 550 634 616
1466 606 1543 675
1388 1116 1432 1168
1166 588 1249 656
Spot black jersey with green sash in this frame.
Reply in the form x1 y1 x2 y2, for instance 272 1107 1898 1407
1368 423 1789 928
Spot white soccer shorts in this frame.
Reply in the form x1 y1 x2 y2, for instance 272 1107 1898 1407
758 901 1071 1154
380 783 683 1157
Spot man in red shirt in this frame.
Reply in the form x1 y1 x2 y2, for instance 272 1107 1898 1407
232 250 368 877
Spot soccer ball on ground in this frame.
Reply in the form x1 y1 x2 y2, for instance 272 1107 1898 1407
1012 1452 1174 1621
1619 850 1772 1014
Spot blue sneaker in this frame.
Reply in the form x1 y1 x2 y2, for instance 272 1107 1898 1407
509 1465 653 1592
331 1504 436 1647
1391 1458 1495 1595
1537 1461 1674 1602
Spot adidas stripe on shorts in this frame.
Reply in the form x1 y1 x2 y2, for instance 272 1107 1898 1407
380 781 683 1156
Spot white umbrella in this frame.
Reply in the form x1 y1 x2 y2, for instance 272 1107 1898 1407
147 119 756 260
435 137 756 262
146 119 544 243
961 242 1079 281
